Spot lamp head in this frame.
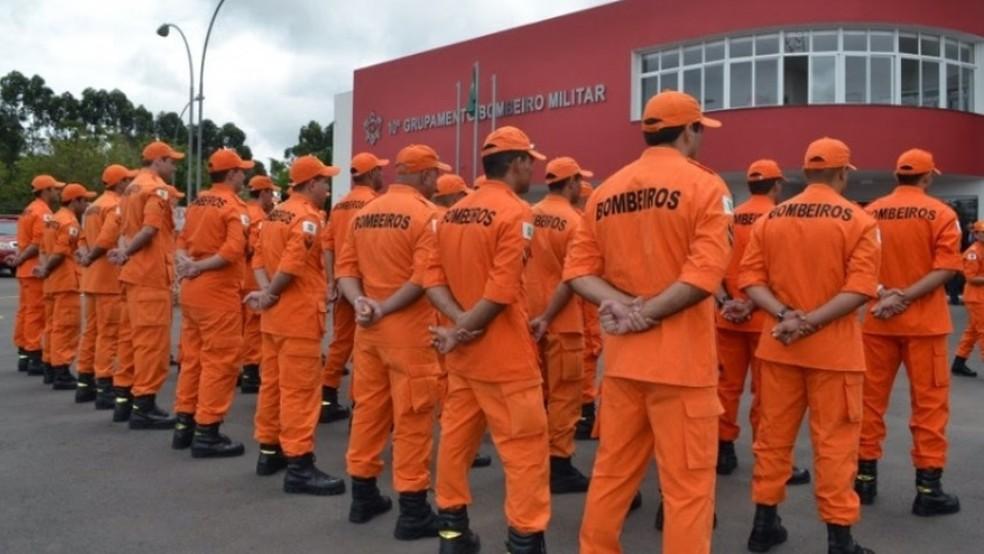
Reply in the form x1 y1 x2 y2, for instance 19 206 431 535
156 24 170 37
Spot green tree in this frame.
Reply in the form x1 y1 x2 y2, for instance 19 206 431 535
284 120 332 164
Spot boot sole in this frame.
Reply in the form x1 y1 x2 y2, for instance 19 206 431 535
191 446 246 458
94 401 115 410
129 420 176 430
438 535 481 554
394 525 440 541
912 502 961 517
75 395 97 403
52 383 76 390
319 411 351 424
284 482 346 496
349 503 393 524
748 530 788 552
256 462 287 476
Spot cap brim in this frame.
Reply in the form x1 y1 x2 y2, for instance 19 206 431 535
436 162 453 173
377 159 390 167
240 160 256 170
933 168 942 175
700 116 722 128
847 163 858 171
126 170 139 177
168 151 186 160
318 167 342 178
529 149 546 161
581 169 594 178
85 191 97 199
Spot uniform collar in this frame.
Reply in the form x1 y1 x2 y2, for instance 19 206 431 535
804 183 840 195
541 193 571 207
387 184 423 197
351 184 378 197
745 194 775 208
641 146 686 160
288 193 316 210
894 185 926 195
210 183 236 195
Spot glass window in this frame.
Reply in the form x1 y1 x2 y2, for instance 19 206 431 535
704 64 724 110
684 68 701 103
947 64 960 109
945 39 959 60
961 67 974 111
683 45 702 66
754 59 778 106
731 36 753 57
844 31 867 51
845 56 867 103
661 49 680 70
783 56 809 105
642 53 660 73
921 60 940 107
756 35 779 55
642 75 660 107
730 61 753 107
784 32 808 53
870 56 894 104
662 71 678 92
813 32 838 52
870 32 894 52
705 41 725 62
921 35 940 57
900 34 919 54
960 43 972 63
901 58 920 105
811 56 836 103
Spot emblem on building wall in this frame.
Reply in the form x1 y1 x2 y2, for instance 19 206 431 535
363 112 383 145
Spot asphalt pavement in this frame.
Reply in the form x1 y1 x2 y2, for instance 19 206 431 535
0 277 982 553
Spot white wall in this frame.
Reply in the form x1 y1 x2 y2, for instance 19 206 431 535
332 91 354 205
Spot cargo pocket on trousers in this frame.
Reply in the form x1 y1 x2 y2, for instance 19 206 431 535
502 381 548 439
844 373 863 423
684 395 724 470
130 292 170 327
932 341 950 388
407 375 440 414
559 334 585 382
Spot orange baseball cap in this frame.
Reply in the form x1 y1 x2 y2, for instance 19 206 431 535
142 140 185 161
248 175 277 191
208 148 254 172
642 91 721 133
290 155 340 185
746 159 784 182
579 181 594 199
350 152 390 176
101 164 138 187
803 137 856 170
61 183 97 202
896 148 941 176
474 175 487 189
972 221 984 232
31 174 66 192
545 157 593 185
480 126 545 160
395 144 452 174
435 174 471 197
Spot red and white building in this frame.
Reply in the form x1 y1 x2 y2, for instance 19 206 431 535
333 0 983 227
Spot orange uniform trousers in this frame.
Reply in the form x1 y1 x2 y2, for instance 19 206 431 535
956 303 984 360
49 292 81 366
581 303 602 404
752 361 862 525
580 377 720 554
174 307 243 425
540 332 584 457
42 293 54 364
436 373 550 534
346 341 441 492
239 301 262 366
322 297 355 388
76 294 121 378
113 287 136 388
254 333 322 457
123 284 172 397
717 328 762 442
15 277 44 351
860 334 950 468
77 295 97 374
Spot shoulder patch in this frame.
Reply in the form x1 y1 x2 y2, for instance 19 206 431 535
722 195 735 215
522 222 535 240
42 213 53 222
115 206 122 216
69 227 79 238
968 252 978 261
155 188 169 200
240 214 250 227
301 220 318 235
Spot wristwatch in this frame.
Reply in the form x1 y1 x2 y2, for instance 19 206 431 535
775 307 789 320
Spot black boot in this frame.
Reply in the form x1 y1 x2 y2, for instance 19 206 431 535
349 476 392 523
112 386 132 422
574 402 596 441
655 500 663 530
549 455 590 494
171 413 195 450
42 361 55 385
717 440 738 475
951 356 977 377
240 363 261 394
827 524 874 554
394 490 440 540
256 444 288 476
506 528 546 554
191 422 245 458
912 468 960 516
471 453 492 468
283 453 345 496
788 465 812 486
26 351 44 376
629 491 642 514
129 395 177 430
319 386 351 423
17 348 29 372
74 373 96 402
94 378 115 410
51 365 78 390
747 504 788 552
438 507 480 554
855 460 877 505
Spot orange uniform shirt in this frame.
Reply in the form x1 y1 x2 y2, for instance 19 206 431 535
716 195 774 333
253 195 327 340
118 170 175 290
16 198 52 278
964 242 984 304
80 190 121 294
335 184 440 348
323 186 378 267
431 180 538 382
42 207 82 293
243 201 266 292
563 147 733 387
862 186 963 336
525 194 583 335
177 184 248 311
738 183 881 372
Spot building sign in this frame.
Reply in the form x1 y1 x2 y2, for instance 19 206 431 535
364 83 607 144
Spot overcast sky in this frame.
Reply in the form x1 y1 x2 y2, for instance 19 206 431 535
0 0 610 164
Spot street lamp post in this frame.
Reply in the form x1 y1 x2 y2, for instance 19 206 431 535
196 0 227 200
155 23 194 196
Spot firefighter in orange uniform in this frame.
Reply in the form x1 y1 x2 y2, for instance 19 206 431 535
428 126 550 553
238 175 278 393
320 152 388 423
107 140 183 430
739 137 878 554
527 156 591 494
171 148 252 458
75 165 135 406
11 175 62 377
573 180 602 440
953 222 984 376
35 183 96 390
566 91 730 554
246 155 346 496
